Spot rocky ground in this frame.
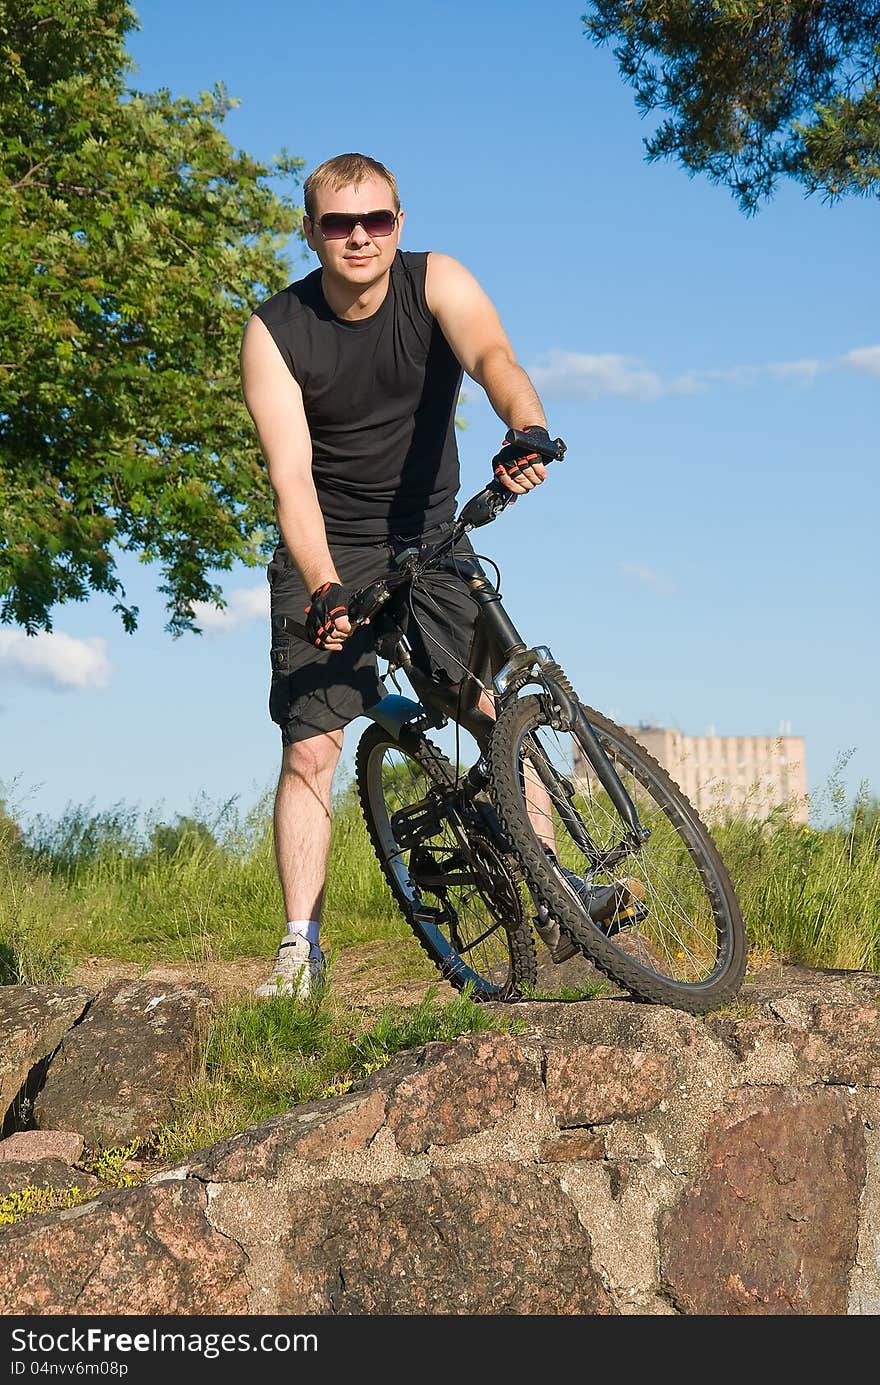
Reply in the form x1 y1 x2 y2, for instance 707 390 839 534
66 933 626 1012
66 937 856 1024
6 955 880 1314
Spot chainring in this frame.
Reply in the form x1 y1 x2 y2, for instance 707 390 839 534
463 830 525 929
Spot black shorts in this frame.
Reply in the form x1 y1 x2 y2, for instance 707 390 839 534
267 526 480 746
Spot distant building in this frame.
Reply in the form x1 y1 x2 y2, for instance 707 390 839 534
620 725 808 825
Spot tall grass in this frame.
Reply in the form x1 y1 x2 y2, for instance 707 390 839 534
0 776 410 983
715 785 880 970
2 768 879 985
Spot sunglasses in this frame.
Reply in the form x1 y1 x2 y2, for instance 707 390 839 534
314 209 399 240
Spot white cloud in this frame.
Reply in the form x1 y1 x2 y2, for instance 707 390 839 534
527 351 664 401
528 349 845 401
0 630 111 690
618 562 678 596
192 584 269 634
766 359 825 382
841 346 880 378
673 360 823 391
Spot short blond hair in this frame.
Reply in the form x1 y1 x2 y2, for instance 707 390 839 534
303 153 400 221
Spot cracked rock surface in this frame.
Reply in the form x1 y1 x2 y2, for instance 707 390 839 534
1 963 879 1315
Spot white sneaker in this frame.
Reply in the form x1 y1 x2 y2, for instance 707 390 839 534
254 935 326 1000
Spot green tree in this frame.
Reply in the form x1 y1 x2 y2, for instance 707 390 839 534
583 1 880 212
1 1 302 635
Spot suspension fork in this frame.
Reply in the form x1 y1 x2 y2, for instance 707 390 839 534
518 731 601 863
458 556 645 844
557 693 645 844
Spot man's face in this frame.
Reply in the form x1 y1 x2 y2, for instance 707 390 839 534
304 174 403 288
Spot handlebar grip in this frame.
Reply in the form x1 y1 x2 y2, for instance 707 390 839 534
504 428 567 462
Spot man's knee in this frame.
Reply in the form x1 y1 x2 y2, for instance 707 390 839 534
477 689 496 719
280 728 344 783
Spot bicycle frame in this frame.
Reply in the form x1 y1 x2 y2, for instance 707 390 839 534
347 433 747 1011
359 532 646 845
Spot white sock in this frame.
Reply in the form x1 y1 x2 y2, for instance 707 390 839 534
285 919 320 947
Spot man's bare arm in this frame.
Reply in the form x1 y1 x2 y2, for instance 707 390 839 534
239 315 344 602
425 252 548 493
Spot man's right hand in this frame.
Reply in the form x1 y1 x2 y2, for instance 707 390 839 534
491 424 550 495
304 581 351 650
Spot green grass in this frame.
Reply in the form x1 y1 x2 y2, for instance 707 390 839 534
2 769 878 1202
713 788 880 971
2 767 879 986
0 778 410 983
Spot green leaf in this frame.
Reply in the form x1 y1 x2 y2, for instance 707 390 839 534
0 0 304 634
582 0 880 212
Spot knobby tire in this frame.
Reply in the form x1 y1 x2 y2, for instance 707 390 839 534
356 723 537 1000
488 696 747 1013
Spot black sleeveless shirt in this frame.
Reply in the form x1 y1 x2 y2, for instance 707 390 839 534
254 250 463 541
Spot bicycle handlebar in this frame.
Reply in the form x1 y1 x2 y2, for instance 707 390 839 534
346 429 567 627
456 429 567 531
504 427 568 462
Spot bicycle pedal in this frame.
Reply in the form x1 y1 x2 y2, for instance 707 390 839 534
588 877 645 924
412 906 445 924
532 912 579 964
602 899 649 937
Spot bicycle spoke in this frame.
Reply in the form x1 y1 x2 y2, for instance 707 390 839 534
490 699 744 1001
526 720 726 980
364 739 530 991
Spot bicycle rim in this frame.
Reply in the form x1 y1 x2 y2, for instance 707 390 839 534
356 726 536 999
488 697 747 1011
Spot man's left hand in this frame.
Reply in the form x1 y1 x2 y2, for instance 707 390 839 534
304 581 351 650
492 425 550 495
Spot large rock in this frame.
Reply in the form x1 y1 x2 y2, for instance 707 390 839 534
0 1131 84 1164
708 997 880 1085
660 1087 866 1314
33 978 217 1150
545 1042 672 1127
378 1032 540 1154
273 1165 615 1314
0 986 92 1129
1 964 879 1315
0 1182 248 1314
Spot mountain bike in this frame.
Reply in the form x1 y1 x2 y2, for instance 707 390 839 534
348 429 747 1015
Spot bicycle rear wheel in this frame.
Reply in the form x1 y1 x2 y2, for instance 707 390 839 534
488 696 747 1013
356 724 537 1000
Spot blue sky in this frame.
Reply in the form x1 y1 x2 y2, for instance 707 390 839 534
1 0 877 833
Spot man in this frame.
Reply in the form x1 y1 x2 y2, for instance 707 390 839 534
240 152 557 999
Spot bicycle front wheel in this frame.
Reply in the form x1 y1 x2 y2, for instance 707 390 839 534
356 724 537 1000
488 696 747 1013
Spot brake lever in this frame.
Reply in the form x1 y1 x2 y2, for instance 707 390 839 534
347 581 390 627
458 479 513 531
348 569 412 627
459 432 567 532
